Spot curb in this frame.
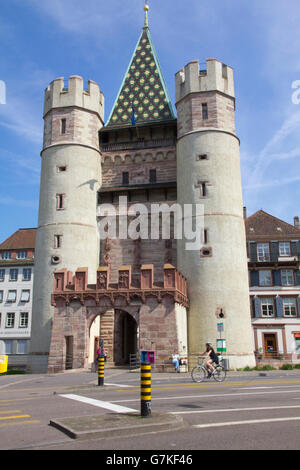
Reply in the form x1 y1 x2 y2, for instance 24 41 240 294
50 412 184 440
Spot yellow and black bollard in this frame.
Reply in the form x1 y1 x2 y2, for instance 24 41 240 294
141 362 151 417
98 355 105 386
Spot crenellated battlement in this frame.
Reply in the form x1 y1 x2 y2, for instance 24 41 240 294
44 75 104 121
175 58 235 104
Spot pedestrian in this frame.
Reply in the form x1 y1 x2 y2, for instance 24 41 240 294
171 352 180 373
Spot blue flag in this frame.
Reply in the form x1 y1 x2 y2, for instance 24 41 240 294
131 105 136 125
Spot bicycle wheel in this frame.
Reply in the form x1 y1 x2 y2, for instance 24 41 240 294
213 365 226 382
191 366 206 383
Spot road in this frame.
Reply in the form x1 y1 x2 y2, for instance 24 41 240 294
0 369 300 452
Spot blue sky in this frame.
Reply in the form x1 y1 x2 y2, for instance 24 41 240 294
0 0 299 243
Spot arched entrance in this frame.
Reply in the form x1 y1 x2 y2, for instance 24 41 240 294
114 309 138 365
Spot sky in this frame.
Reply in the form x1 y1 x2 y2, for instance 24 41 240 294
0 0 299 243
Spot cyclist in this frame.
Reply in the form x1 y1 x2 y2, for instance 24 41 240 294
203 342 218 377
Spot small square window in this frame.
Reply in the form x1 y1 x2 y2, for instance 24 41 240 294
283 298 297 316
57 166 67 173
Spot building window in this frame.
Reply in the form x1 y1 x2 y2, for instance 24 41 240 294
17 251 27 259
61 118 66 134
57 165 67 173
0 269 4 282
281 270 294 286
261 298 274 317
202 103 208 120
257 243 270 262
7 290 17 303
22 268 32 281
203 229 208 244
1 251 11 260
0 291 3 303
9 269 18 281
17 340 27 354
149 169 157 183
283 298 297 317
259 270 272 286
122 172 129 185
56 194 65 210
20 290 30 302
54 235 63 249
6 313 15 328
279 242 291 256
19 313 29 328
4 340 13 354
295 336 300 353
196 154 208 161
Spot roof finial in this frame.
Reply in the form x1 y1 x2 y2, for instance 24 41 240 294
144 1 149 28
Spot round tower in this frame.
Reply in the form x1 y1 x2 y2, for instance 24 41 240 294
30 76 104 372
175 59 255 369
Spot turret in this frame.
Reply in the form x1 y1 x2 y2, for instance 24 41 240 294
175 59 255 369
29 76 104 373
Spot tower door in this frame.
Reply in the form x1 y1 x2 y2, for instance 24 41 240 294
114 310 138 365
65 336 73 370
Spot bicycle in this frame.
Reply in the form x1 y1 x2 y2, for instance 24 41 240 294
191 357 226 383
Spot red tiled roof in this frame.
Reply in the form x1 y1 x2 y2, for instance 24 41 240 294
245 210 300 239
0 228 37 250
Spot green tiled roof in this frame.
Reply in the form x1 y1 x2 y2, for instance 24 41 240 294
106 24 176 128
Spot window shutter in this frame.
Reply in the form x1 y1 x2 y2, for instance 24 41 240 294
254 297 261 318
250 242 257 262
295 270 300 286
270 241 279 262
251 270 259 286
275 296 284 317
273 270 281 286
291 241 298 257
297 297 300 317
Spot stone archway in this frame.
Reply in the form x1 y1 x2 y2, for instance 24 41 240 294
114 309 138 365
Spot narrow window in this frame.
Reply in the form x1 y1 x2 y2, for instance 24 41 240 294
202 103 208 120
149 169 157 183
19 313 29 328
122 172 129 185
201 182 207 197
54 235 63 249
56 194 65 210
204 229 208 244
61 118 66 134
9 269 18 282
197 154 208 161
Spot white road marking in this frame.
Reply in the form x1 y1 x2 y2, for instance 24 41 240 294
193 416 300 429
110 388 300 404
59 393 137 413
170 404 300 415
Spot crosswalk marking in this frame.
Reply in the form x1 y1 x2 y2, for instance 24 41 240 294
59 393 137 413
193 416 300 429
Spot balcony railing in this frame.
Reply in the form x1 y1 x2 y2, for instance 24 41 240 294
100 138 176 152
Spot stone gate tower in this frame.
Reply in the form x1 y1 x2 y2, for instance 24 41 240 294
29 76 104 372
175 59 255 368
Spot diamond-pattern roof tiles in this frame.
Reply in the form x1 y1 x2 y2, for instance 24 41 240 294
106 25 176 128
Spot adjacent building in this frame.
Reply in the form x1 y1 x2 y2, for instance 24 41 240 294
0 228 36 366
246 210 300 361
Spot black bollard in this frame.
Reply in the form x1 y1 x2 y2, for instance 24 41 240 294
98 355 104 386
141 362 151 417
